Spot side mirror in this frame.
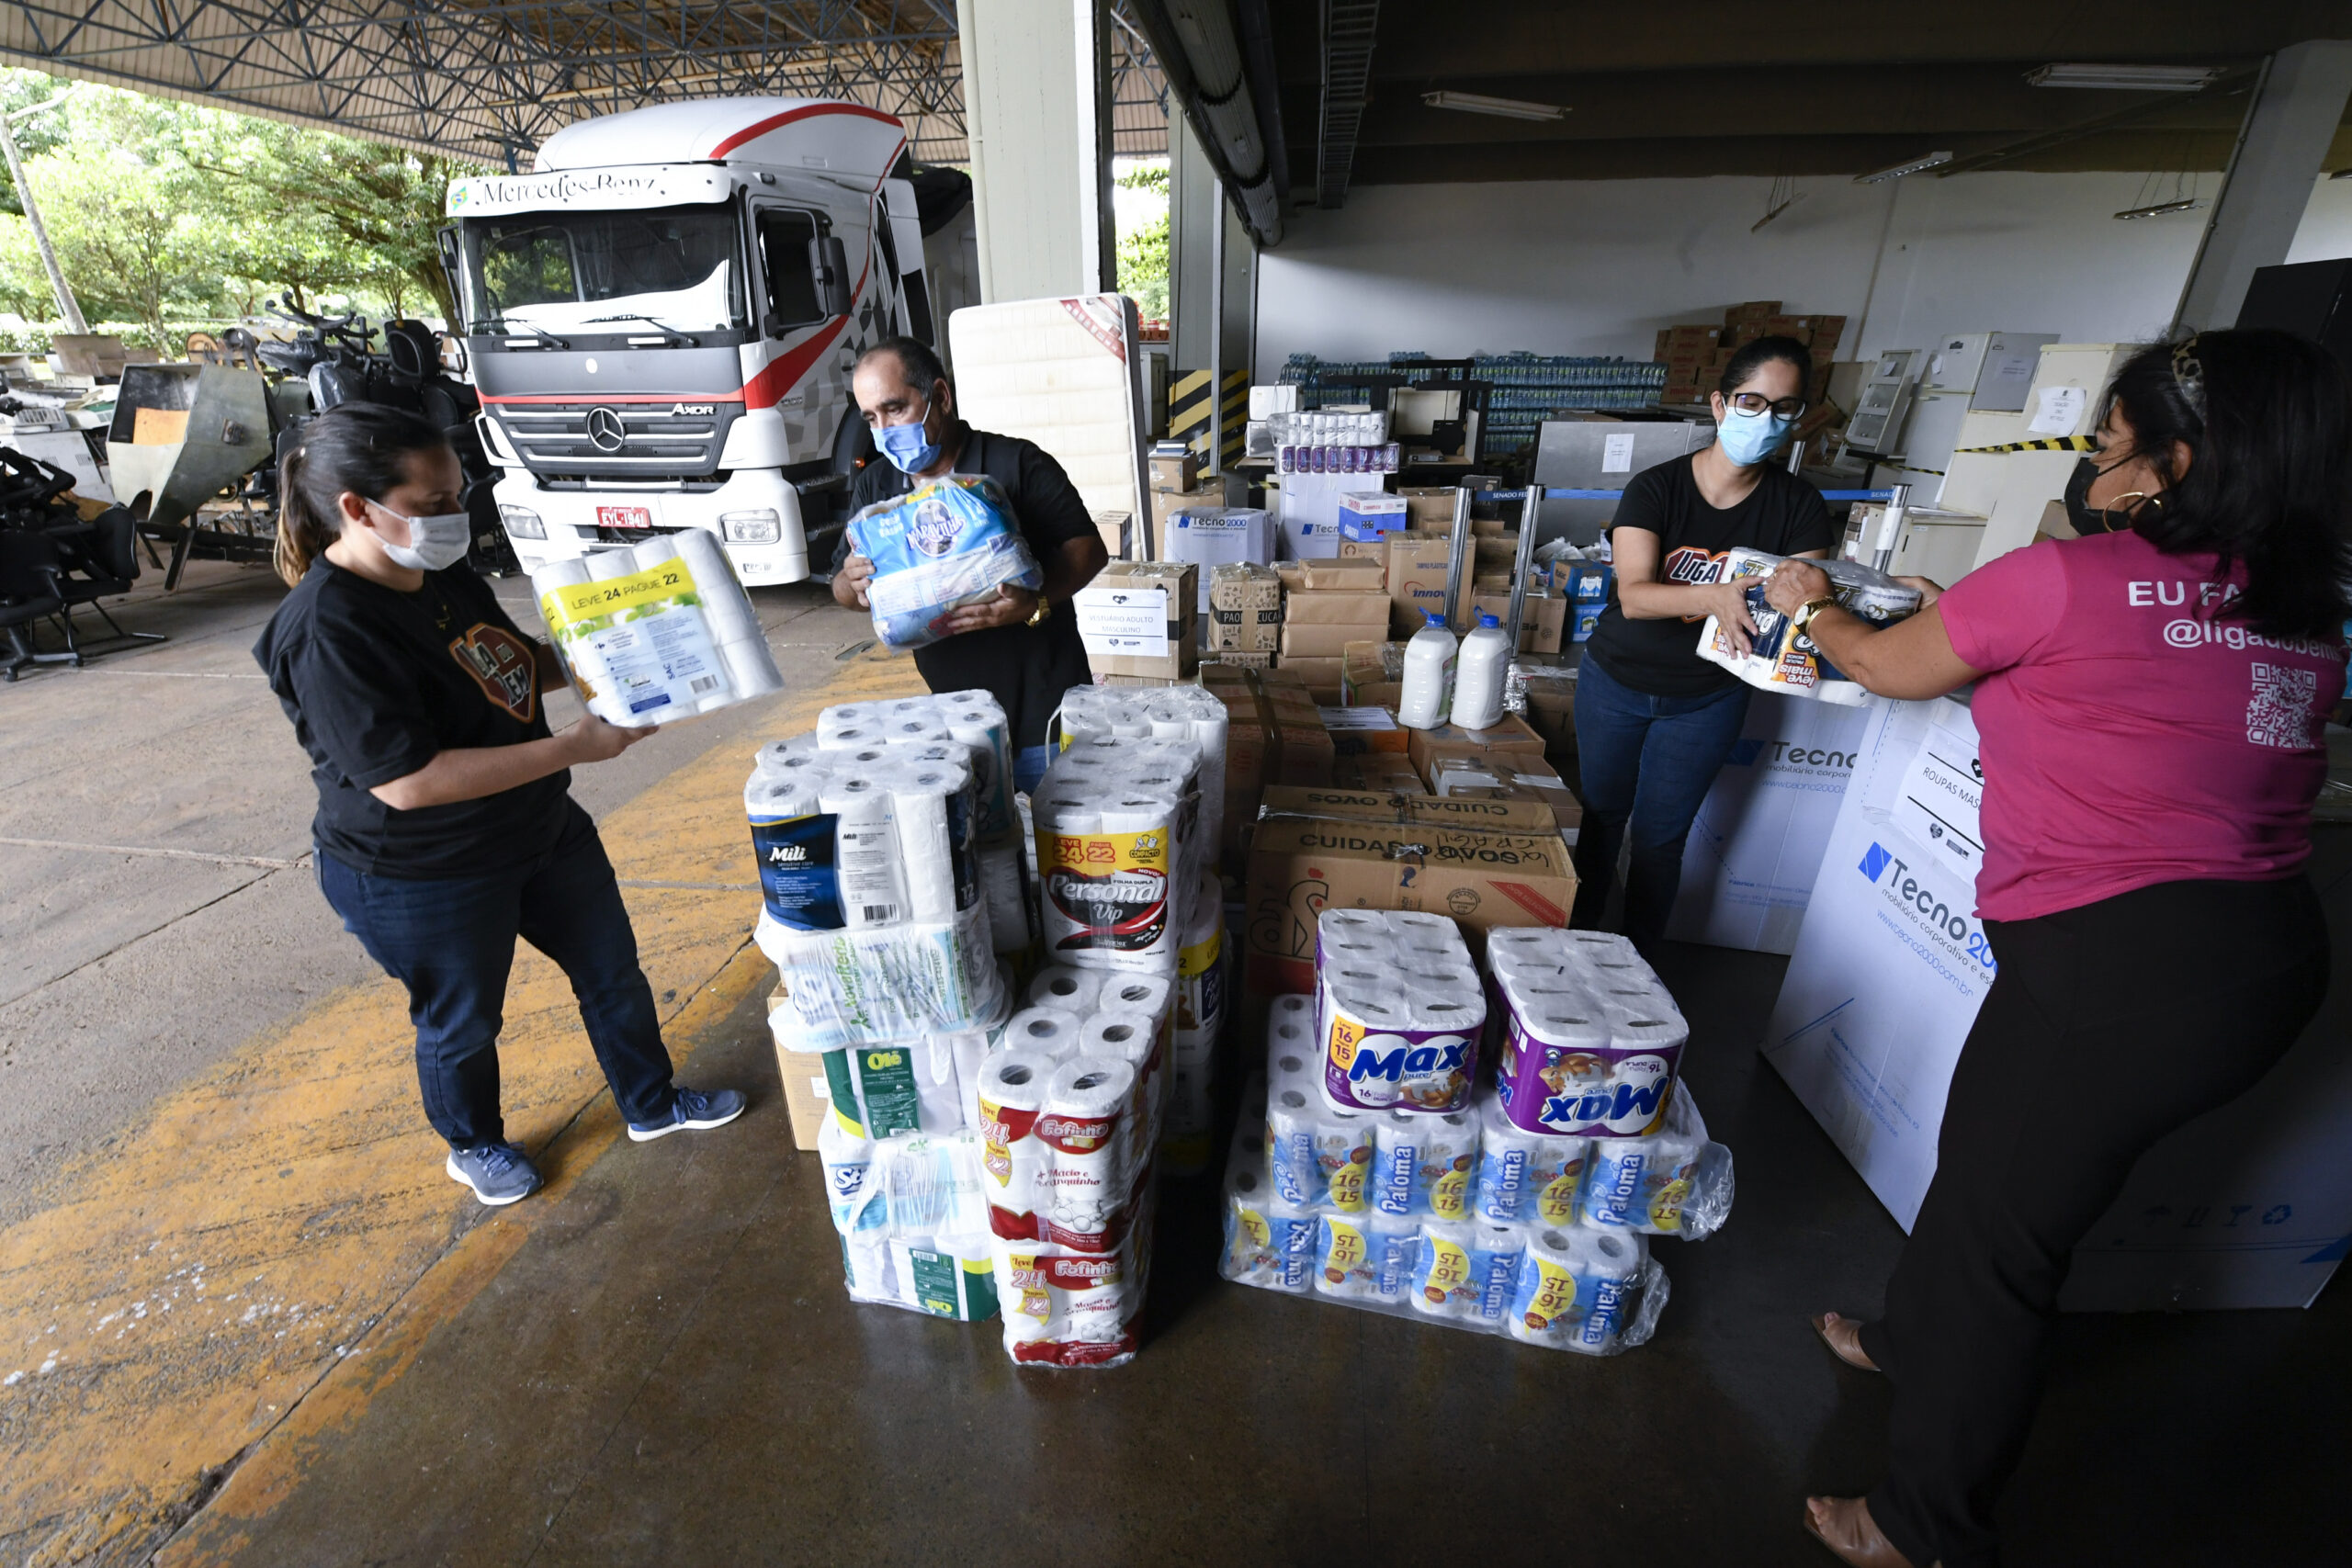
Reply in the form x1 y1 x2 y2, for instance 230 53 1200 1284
809 234 853 319
435 226 466 332
763 310 788 339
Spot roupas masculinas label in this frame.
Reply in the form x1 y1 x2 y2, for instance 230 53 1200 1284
541 560 729 718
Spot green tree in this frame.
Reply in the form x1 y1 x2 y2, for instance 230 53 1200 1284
1115 163 1170 321
6 143 227 349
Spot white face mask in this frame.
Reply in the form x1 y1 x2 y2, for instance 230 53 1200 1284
368 501 473 572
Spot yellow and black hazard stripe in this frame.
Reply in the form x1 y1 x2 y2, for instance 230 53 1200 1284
1952 435 2097 456
1170 367 1250 466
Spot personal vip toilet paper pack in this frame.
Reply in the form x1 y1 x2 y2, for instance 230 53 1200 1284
1313 909 1484 1114
1030 737 1204 970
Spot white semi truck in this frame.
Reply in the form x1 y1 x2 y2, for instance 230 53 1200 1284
441 97 976 585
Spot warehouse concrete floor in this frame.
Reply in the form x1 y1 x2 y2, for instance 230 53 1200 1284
3 564 2346 1567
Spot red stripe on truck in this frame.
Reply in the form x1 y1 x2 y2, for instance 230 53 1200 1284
708 102 905 159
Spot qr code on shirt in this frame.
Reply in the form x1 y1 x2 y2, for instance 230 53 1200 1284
2246 661 2320 749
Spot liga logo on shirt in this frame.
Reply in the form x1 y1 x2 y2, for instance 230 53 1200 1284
449 623 537 723
1661 547 1727 623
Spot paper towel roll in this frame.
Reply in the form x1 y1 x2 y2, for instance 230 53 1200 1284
1081 1010 1159 1075
1001 1007 1081 1059
753 734 824 774
819 704 876 742
1373 1109 1476 1220
885 758 975 922
1314 1211 1379 1299
718 634 784 703
585 546 641 581
978 1048 1055 1233
1036 1057 1137 1245
1026 964 1104 1016
1409 1221 1479 1318
819 773 903 928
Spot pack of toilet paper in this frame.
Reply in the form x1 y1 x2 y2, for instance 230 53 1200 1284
532 529 784 726
1056 683 1231 869
846 475 1045 649
825 1125 1004 1321
1163 867 1227 1177
1313 909 1485 1114
1486 928 1691 1140
1693 547 1922 706
1030 734 1205 972
786 983 1016 1142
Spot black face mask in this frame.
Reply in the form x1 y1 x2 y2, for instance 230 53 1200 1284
2063 455 2144 536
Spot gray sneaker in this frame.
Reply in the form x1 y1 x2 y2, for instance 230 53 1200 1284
445 1141 542 1206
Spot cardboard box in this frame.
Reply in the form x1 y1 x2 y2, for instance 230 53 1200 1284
1466 590 1566 654
1425 756 1582 838
1149 450 1200 492
1407 714 1547 786
1279 621 1386 659
1166 506 1274 611
1332 751 1426 794
1724 299 1781 325
1075 559 1196 680
1336 491 1407 543
1298 558 1386 592
1397 487 1459 528
1149 482 1219 549
1244 808 1577 996
1283 588 1391 625
1276 653 1345 694
1339 537 1389 562
1341 640 1405 708
1385 533 1456 634
1207 562 1283 651
1092 510 1134 561
1318 705 1409 755
1258 784 1558 836
770 990 836 1152
1258 672 1335 784
1204 668 1275 867
1202 649 1276 670
1664 323 1725 354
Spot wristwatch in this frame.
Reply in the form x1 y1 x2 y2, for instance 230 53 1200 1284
1025 597 1052 628
1792 595 1839 633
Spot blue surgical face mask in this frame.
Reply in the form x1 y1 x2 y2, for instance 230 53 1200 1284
1716 402 1797 468
875 397 942 475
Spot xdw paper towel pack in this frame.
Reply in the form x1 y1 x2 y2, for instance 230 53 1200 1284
1694 548 1922 705
1487 928 1697 1141
532 529 784 725
1313 909 1484 1113
846 476 1044 649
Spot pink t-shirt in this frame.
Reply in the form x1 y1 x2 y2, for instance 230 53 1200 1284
1937 531 2346 921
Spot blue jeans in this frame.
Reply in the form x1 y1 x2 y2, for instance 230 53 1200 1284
316 800 676 1150
1570 657 1753 953
1013 743 1053 796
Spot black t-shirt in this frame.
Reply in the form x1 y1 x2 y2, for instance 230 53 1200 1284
834 423 1098 750
254 558 571 879
1583 454 1837 697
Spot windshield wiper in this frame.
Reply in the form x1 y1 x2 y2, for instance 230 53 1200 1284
477 316 571 350
582 313 699 347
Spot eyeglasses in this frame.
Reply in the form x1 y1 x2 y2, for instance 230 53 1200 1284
1725 391 1808 420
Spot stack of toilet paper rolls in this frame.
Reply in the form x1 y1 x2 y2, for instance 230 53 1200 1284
1221 959 1736 1353
1314 909 1485 1114
1029 734 1205 972
822 1123 1003 1321
1057 683 1231 868
531 529 784 726
970 958 1181 1368
1486 928 1690 1140
746 694 1024 1048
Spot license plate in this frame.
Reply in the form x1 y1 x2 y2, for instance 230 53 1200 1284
597 505 653 529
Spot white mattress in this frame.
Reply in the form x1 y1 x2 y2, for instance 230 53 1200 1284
946 294 1149 549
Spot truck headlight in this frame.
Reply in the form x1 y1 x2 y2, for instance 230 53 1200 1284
500 504 545 540
721 509 781 545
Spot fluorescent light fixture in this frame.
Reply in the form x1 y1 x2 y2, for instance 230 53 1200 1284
1855 151 1953 184
2028 62 2223 91
2114 197 2208 220
1421 90 1567 122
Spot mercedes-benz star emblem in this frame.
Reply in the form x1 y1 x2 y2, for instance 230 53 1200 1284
585 407 627 453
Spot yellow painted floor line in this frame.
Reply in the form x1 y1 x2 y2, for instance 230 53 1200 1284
0 650 925 1565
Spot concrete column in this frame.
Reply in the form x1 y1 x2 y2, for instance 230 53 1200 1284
2175 40 2352 333
956 0 1116 302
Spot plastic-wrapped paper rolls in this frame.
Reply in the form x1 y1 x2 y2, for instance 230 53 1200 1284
1372 1110 1477 1221
1408 1221 1480 1319
1175 869 1224 1037
1100 971 1175 1023
1583 1132 1709 1232
992 1213 1153 1366
1222 1164 1315 1293
1314 1211 1380 1300
842 1039 962 1138
1509 1228 1652 1354
818 1113 880 1233
979 841 1033 955
1369 1214 1420 1303
1267 993 1317 1060
883 758 978 922
978 1049 1055 1237
818 704 878 742
1475 1088 1589 1226
939 698 1016 842
1082 1008 1163 1135
1027 964 1104 1016
1316 910 1484 1114
664 529 783 706
819 773 904 929
1032 740 1198 970
1035 1058 1138 1249
1489 929 1690 1137
536 544 734 726
1467 1224 1526 1327
1001 1007 1082 1059
1059 683 1229 863
1267 1088 1373 1212
754 902 1006 1051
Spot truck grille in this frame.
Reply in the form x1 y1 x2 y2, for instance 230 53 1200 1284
493 402 734 478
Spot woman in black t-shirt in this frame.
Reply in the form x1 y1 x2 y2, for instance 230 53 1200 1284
1572 336 1836 954
254 404 744 1208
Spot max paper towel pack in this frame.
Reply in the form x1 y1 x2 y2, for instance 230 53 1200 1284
1486 928 1696 1140
1222 979 1736 1353
1314 909 1484 1113
1694 548 1922 705
532 530 784 726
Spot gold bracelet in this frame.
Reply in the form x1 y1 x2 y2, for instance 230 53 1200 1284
1025 597 1051 628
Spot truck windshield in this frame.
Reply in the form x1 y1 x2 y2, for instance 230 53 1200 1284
462 204 747 334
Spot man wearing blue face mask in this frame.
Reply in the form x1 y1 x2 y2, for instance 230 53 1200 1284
1572 333 1834 956
831 336 1108 789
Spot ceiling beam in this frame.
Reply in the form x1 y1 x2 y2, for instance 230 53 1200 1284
1316 0 1377 207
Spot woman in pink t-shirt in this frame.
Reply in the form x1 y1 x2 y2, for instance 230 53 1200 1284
1760 331 2350 1568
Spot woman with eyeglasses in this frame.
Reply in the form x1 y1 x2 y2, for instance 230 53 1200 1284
1761 331 2350 1568
1571 333 1836 954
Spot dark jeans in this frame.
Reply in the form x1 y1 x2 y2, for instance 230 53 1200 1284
1569 655 1752 953
1857 874 2330 1568
316 800 677 1150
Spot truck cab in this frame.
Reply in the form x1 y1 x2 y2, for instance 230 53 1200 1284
444 97 972 585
